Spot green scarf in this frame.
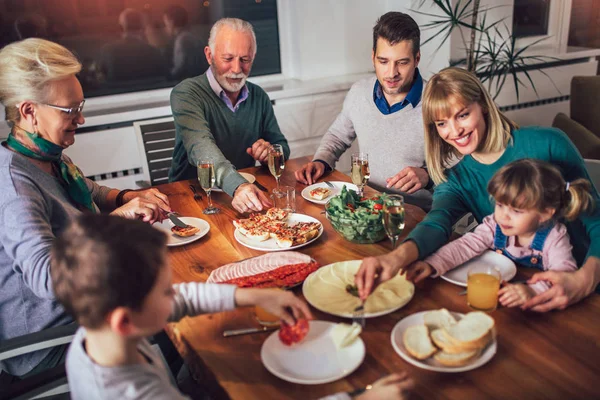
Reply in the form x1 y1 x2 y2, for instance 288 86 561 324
5 129 97 212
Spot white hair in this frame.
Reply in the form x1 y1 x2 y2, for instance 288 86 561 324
0 38 81 124
208 18 257 56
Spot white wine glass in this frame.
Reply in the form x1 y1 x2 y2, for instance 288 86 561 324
197 160 220 214
351 152 370 197
268 144 285 189
383 195 405 249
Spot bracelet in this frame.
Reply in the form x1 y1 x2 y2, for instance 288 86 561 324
116 189 133 207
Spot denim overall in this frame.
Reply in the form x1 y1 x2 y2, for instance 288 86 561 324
492 222 555 270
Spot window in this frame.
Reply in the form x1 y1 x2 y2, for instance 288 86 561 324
512 0 551 38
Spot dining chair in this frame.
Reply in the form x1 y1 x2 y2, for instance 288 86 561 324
134 117 177 188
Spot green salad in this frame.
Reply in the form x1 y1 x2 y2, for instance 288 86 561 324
325 186 387 243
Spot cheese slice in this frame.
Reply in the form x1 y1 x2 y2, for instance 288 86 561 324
330 322 362 349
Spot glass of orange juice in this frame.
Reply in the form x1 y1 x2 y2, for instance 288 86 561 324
255 306 280 326
467 265 501 312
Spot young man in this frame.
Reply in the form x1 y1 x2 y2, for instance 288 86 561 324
52 214 413 399
295 12 432 210
168 18 289 214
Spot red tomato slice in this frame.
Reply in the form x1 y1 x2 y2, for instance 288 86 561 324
278 319 309 346
373 203 383 210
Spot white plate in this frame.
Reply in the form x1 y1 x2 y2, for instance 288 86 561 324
390 311 497 373
301 181 359 205
154 217 210 247
211 172 256 192
441 250 517 287
303 260 414 318
234 213 323 252
261 320 365 384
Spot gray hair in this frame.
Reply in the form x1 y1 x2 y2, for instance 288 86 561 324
0 38 81 124
208 18 257 56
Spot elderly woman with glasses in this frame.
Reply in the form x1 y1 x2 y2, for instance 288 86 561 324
0 38 171 378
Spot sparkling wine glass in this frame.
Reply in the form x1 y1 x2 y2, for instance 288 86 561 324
383 195 405 249
268 144 285 189
197 160 220 214
351 152 370 197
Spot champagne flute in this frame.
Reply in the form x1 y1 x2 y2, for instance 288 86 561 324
268 144 285 189
351 152 370 197
383 194 405 249
197 160 220 214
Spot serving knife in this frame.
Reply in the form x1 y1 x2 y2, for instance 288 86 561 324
223 326 278 337
167 212 188 228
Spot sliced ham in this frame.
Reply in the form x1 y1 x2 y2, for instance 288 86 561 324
207 251 313 283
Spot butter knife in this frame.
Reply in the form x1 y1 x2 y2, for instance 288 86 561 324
253 180 269 192
223 326 278 337
167 212 188 228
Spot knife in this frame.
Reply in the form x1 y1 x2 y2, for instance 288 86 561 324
167 213 188 228
223 326 278 337
253 180 269 192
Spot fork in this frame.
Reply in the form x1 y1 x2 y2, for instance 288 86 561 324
352 303 365 327
323 181 335 188
189 184 203 200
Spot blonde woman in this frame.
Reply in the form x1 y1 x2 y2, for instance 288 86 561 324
355 67 600 312
0 38 170 378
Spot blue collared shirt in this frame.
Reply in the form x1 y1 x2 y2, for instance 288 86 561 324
206 67 249 112
373 68 423 115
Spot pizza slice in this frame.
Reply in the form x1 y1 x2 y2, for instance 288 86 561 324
266 208 289 221
171 225 200 237
309 187 332 200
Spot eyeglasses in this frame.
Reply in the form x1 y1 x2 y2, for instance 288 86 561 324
41 99 86 115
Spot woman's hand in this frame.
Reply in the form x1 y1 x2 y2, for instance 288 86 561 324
234 288 313 326
125 188 171 213
498 283 534 308
355 372 414 400
111 197 162 224
521 257 600 312
404 261 434 283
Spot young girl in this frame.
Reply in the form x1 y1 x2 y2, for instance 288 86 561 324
405 158 594 308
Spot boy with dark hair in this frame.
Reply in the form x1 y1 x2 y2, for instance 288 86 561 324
51 214 311 399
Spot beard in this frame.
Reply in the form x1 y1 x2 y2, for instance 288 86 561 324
381 76 414 96
211 64 247 93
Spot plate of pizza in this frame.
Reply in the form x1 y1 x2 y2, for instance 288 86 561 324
154 217 210 247
301 182 359 205
233 208 323 252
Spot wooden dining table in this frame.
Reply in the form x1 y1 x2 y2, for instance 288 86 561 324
157 156 600 400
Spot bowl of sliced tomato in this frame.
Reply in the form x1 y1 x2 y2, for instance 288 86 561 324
325 186 387 244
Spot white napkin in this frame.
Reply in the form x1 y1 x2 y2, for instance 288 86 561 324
331 322 362 349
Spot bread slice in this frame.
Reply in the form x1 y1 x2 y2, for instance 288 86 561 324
310 187 332 200
423 308 457 331
442 312 495 350
403 325 437 360
430 329 471 354
434 349 480 367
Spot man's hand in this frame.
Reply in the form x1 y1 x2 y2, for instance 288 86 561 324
386 167 429 194
295 161 326 185
232 183 272 213
246 139 271 163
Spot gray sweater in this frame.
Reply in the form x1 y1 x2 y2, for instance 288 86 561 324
0 144 112 376
313 76 432 210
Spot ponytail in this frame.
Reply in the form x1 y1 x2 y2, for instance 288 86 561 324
563 178 595 221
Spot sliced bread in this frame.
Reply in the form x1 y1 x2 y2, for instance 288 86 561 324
434 348 480 367
403 325 437 360
442 312 495 349
423 308 457 331
430 329 471 354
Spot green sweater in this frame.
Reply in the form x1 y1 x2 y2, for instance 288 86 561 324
168 74 289 195
407 127 600 266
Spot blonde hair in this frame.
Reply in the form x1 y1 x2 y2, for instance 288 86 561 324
423 67 519 184
208 18 256 56
487 159 594 222
0 38 81 125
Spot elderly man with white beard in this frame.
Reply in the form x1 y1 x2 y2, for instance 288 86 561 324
169 18 289 213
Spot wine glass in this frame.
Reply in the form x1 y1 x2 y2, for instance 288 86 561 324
268 144 285 189
351 152 370 197
383 194 405 249
197 160 220 214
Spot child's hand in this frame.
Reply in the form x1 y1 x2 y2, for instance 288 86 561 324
404 261 434 283
498 283 535 308
355 372 414 400
235 288 313 325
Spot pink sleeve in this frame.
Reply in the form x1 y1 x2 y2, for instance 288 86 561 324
425 215 496 277
528 223 578 294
